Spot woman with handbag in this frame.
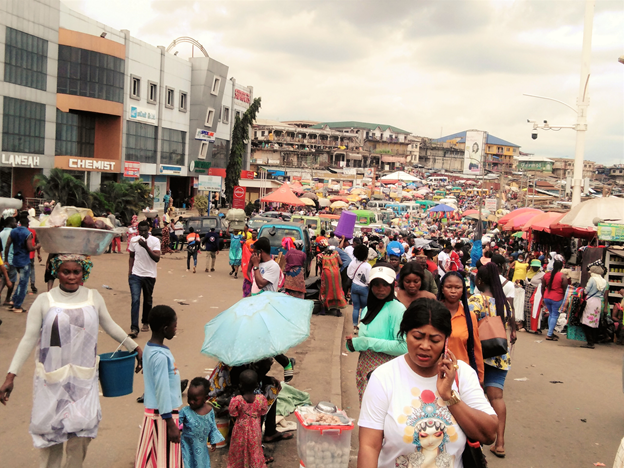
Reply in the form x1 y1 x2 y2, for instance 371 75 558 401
468 262 517 459
358 298 497 468
438 271 484 384
347 244 372 332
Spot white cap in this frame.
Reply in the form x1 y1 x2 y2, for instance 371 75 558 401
369 266 396 285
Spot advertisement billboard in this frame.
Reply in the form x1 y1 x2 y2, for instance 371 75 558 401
198 175 222 192
598 223 624 242
124 161 140 178
232 186 246 209
463 131 486 175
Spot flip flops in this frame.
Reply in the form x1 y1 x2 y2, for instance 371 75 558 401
10 307 26 314
490 446 506 458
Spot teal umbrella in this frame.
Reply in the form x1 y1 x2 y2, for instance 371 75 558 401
201 292 313 366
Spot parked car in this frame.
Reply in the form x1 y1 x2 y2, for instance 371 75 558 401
183 216 229 249
247 216 275 231
261 211 292 222
257 221 313 278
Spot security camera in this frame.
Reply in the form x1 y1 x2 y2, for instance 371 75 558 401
531 130 538 140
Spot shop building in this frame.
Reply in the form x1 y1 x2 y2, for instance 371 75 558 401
1 0 252 205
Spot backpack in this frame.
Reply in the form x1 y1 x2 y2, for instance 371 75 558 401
186 234 200 254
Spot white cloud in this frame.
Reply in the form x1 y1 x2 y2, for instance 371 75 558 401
62 0 624 165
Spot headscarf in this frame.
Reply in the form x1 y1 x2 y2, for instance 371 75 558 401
50 254 93 281
282 237 295 251
130 215 138 228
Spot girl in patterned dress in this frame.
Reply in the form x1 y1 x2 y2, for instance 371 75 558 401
179 378 224 468
227 370 269 468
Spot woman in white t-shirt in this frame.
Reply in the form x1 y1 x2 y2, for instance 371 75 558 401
358 298 498 468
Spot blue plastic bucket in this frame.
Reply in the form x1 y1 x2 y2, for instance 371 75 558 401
98 351 137 397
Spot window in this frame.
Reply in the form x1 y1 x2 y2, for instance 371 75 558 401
165 87 175 109
211 76 221 95
55 109 96 157
2 97 45 154
4 28 48 91
205 108 215 127
130 75 141 100
126 121 157 164
160 128 186 166
235 110 242 121
179 91 188 112
198 141 209 160
57 45 124 103
222 106 230 124
148 82 158 104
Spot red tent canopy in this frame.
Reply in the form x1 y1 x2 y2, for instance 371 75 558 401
261 185 305 206
498 208 543 225
522 212 567 233
288 181 304 194
503 211 544 231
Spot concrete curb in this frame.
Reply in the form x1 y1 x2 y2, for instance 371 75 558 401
330 319 343 409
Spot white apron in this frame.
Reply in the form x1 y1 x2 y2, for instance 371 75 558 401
30 290 101 448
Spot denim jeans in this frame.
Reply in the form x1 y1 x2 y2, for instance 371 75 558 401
12 263 30 308
29 258 36 286
351 283 369 326
544 297 563 337
187 251 198 269
129 274 156 332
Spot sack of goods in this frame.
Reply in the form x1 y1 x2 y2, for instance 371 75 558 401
226 209 247 231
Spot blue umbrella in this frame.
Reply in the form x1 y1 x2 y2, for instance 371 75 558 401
201 292 313 366
428 204 456 212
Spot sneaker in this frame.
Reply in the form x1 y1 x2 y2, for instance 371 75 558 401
193 267 196 274
141 323 150 332
211 268 215 272
129 329 139 339
283 358 296 383
31 285 38 294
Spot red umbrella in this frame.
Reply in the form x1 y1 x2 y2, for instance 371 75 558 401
330 196 349 202
261 185 305 206
498 208 543 225
413 193 424 199
461 209 479 218
522 212 567 232
288 181 304 194
503 211 543 231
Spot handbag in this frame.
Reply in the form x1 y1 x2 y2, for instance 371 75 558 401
344 261 364 291
477 295 509 359
454 373 488 468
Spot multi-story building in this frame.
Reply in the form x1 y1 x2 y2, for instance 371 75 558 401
434 130 520 173
551 157 596 180
0 0 251 207
417 138 465 172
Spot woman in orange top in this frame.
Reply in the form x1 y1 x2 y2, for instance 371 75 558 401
438 271 484 384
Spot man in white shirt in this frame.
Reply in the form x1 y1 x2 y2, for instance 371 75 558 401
437 242 452 278
128 220 161 337
250 237 281 293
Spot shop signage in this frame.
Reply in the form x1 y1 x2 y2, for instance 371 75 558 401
598 223 624 242
55 156 117 172
129 105 156 125
195 129 216 142
1 153 41 167
159 165 182 175
234 87 250 105
485 198 497 211
343 168 356 176
208 167 226 178
232 186 246 209
241 170 255 180
124 161 141 178
189 160 211 173
198 175 222 192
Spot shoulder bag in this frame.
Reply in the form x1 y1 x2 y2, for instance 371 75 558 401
186 233 200 254
477 295 509 359
454 373 488 468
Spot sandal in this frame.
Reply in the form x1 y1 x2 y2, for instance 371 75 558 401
141 324 150 332
545 335 559 341
490 446 506 458
10 308 26 314
3 301 13 307
580 344 595 349
263 432 294 443
265 456 274 464
283 358 296 383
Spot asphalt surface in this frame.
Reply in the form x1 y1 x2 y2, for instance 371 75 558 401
1 250 623 467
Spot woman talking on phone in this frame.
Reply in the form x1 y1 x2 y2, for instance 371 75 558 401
358 298 497 467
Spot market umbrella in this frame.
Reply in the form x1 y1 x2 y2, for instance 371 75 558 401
428 204 456 213
201 292 313 366
521 211 567 232
301 192 318 201
318 198 330 207
299 197 315 206
330 196 349 202
497 208 542 225
462 209 479 218
503 211 543 231
413 193 424 199
331 201 348 209
261 185 305 206
550 197 624 238
380 171 420 182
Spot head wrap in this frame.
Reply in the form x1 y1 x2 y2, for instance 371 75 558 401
282 237 295 250
318 238 329 248
50 254 93 282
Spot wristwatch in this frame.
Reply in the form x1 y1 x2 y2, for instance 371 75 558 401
443 390 461 407
253 266 259 271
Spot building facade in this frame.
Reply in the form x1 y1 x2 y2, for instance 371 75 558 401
417 138 464 172
0 0 251 204
551 157 596 180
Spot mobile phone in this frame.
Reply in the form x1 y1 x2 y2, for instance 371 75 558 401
444 337 449 360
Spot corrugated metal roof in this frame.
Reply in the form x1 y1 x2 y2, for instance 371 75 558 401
309 121 411 134
433 130 520 148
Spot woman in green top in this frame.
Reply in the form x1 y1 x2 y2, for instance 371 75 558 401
469 262 517 459
346 263 407 404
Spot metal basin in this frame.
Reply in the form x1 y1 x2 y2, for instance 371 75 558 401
32 227 116 256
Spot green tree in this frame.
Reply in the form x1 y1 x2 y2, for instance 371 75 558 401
33 168 92 207
92 180 152 224
225 97 261 205
194 194 208 216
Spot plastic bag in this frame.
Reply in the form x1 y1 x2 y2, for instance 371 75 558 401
47 204 68 227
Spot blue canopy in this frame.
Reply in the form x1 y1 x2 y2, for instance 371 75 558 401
428 204 456 212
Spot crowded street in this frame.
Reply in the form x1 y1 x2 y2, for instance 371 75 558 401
0 250 622 467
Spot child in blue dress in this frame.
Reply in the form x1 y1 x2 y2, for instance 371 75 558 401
180 377 225 468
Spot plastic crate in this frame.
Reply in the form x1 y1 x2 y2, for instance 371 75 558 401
295 411 353 468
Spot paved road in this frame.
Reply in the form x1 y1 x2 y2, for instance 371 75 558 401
1 250 623 467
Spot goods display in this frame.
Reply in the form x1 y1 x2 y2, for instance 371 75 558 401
226 208 247 231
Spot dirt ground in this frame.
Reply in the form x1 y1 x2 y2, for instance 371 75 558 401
1 249 623 467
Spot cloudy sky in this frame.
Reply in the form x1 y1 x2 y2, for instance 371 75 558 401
64 0 624 166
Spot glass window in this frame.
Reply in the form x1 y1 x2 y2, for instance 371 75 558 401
126 120 157 164
2 97 46 154
55 109 96 157
4 27 48 91
160 127 186 166
57 45 124 103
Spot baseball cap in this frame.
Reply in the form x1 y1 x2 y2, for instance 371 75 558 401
530 260 542 267
369 266 397 285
